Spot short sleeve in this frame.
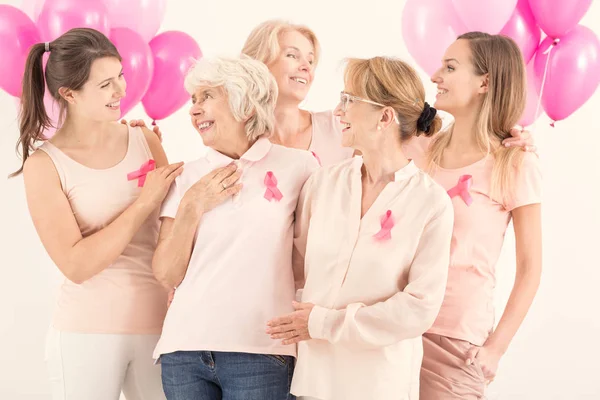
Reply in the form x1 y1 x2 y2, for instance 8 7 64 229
504 152 542 211
159 180 181 219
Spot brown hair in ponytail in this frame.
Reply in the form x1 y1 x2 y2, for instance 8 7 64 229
11 28 121 177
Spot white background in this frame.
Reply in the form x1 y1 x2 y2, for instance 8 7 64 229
1 0 599 399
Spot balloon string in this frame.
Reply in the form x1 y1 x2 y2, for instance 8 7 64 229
532 39 559 131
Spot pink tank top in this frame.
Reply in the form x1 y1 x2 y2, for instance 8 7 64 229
38 126 167 334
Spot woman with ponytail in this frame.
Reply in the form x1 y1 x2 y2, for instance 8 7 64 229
13 28 188 400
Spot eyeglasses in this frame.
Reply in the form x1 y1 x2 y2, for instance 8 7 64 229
338 92 399 124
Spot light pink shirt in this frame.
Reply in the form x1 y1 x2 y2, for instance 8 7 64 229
404 138 542 346
291 157 454 400
308 110 354 167
153 138 319 359
37 126 167 334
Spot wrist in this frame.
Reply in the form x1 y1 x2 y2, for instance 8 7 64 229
483 336 508 355
180 197 205 219
133 196 157 215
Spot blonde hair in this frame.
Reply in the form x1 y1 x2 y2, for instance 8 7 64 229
426 32 527 204
184 55 278 141
241 19 321 67
344 56 442 140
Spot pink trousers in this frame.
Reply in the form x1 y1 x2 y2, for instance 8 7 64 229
420 333 487 400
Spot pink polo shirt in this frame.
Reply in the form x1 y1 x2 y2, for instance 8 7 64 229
404 137 542 346
308 110 354 167
153 138 318 359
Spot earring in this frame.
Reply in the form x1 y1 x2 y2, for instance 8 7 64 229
377 126 382 131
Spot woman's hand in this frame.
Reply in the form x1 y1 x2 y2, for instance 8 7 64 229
266 301 315 345
181 163 243 215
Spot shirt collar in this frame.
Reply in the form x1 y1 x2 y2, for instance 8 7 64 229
352 155 419 182
206 137 272 166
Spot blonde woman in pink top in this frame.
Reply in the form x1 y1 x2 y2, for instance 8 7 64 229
13 28 183 400
242 20 354 167
266 57 455 400
405 33 543 399
151 56 319 400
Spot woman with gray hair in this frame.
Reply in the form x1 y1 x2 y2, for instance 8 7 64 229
151 55 318 400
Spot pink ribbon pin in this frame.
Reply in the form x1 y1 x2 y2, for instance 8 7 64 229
311 151 322 166
373 210 394 241
264 171 283 202
127 159 156 187
447 175 473 206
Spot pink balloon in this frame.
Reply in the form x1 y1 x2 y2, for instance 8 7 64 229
500 0 541 64
142 31 202 122
402 0 467 76
0 5 41 97
109 28 154 118
104 0 167 43
519 60 543 126
452 0 517 34
529 0 592 38
37 0 110 42
534 25 600 122
20 0 46 22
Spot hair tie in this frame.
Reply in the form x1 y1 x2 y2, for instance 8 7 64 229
44 42 50 52
417 102 437 133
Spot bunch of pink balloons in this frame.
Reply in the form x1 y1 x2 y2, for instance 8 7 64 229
0 0 202 137
402 0 600 126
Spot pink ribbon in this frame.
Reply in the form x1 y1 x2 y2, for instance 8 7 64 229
447 175 473 206
127 159 156 187
264 171 283 202
311 151 322 166
373 210 394 241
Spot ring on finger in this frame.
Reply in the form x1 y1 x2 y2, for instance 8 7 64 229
222 183 227 190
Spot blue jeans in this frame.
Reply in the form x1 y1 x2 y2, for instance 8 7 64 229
160 351 295 400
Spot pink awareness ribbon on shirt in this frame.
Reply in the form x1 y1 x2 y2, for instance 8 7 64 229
127 159 156 187
447 174 473 206
264 171 283 202
311 151 322 166
373 210 394 241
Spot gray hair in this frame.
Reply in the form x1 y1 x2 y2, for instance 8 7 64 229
184 55 278 141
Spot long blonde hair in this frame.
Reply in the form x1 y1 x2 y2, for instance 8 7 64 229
427 32 527 204
241 19 321 67
344 57 443 140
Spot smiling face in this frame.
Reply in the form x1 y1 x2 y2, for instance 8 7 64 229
430 39 487 116
267 30 316 103
333 88 384 150
66 56 126 121
188 85 244 149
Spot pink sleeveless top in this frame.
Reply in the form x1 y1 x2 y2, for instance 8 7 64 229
38 126 167 334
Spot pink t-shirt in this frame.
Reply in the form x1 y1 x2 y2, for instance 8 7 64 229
153 138 319 359
308 110 354 167
404 137 542 345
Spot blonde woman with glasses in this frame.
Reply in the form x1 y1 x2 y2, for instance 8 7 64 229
267 56 455 400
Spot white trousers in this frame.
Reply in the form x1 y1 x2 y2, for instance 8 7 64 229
45 327 165 400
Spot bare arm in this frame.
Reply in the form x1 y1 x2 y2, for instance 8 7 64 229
484 204 542 354
24 128 182 284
